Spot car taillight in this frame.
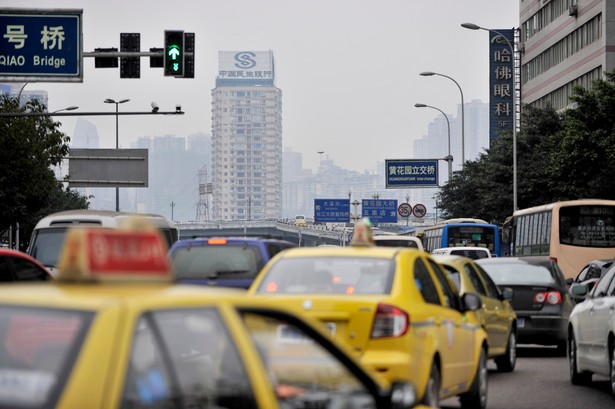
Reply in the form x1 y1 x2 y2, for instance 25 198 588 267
533 291 562 304
370 303 409 338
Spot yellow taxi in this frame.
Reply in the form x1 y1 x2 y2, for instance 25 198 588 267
0 220 427 409
248 219 489 409
433 254 518 372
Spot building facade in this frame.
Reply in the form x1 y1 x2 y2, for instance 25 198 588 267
520 0 615 110
211 51 282 221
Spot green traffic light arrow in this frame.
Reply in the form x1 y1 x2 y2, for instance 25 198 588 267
168 45 181 60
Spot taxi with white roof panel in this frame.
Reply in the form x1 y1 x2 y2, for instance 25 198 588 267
0 217 425 409
248 219 489 409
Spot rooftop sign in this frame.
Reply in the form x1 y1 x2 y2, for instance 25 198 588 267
0 8 83 82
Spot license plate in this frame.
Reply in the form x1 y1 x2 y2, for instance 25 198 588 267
517 318 525 328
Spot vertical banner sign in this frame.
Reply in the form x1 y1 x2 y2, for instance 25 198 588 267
489 29 514 146
0 8 83 82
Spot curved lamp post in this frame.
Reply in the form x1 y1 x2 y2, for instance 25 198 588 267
462 22 517 212
104 98 130 212
420 71 465 167
52 106 79 114
415 103 453 181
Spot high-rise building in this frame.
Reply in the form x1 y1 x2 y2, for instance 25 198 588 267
211 51 282 221
520 0 614 110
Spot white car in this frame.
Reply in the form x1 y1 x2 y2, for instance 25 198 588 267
568 264 615 397
373 235 424 251
431 247 492 260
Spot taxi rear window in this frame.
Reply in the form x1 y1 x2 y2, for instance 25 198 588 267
257 257 394 295
170 245 264 280
0 306 93 408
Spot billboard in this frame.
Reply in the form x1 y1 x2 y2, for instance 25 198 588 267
217 51 274 86
68 149 148 188
0 8 83 82
489 29 515 146
385 159 439 188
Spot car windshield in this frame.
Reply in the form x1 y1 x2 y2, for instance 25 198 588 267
28 228 68 268
256 257 394 295
479 262 555 285
170 244 264 279
449 249 490 260
0 306 93 408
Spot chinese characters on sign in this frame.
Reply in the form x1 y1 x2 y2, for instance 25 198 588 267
314 199 350 223
385 159 439 188
489 29 515 146
0 9 82 81
362 200 398 223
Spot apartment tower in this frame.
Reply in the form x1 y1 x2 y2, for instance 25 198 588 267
211 51 282 221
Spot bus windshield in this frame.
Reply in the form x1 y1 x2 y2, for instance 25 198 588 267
559 205 615 247
446 225 497 251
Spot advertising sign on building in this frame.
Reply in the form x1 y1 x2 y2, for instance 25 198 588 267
385 159 439 188
314 199 350 223
217 51 274 86
0 8 82 82
489 29 515 146
362 199 398 223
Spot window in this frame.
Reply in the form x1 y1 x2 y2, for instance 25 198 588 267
122 309 256 409
239 311 377 409
428 259 459 309
465 264 487 296
413 259 441 305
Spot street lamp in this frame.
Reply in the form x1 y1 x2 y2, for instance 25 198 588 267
420 71 465 167
415 103 453 181
52 106 79 114
104 98 130 212
462 22 518 212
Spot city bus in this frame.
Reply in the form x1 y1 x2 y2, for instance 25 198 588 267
421 218 503 256
503 199 615 280
27 210 179 276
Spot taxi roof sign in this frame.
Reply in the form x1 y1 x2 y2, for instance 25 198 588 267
57 219 172 282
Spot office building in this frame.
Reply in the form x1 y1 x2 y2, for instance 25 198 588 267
520 0 615 110
211 51 282 221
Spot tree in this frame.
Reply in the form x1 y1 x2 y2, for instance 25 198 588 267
0 96 88 250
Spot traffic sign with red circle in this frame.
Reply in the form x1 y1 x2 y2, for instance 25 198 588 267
413 203 427 218
398 203 413 218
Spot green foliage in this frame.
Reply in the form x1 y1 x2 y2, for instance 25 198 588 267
0 96 89 250
438 69 615 225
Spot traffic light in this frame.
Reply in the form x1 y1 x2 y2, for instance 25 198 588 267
120 33 140 78
94 48 118 68
164 30 184 76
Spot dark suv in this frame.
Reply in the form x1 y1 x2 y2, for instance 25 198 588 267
168 236 296 289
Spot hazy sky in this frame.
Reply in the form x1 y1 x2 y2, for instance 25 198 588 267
3 0 519 172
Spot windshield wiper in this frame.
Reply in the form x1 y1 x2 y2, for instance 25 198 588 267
207 270 251 279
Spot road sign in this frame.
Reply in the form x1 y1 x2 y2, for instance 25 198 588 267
0 8 83 81
385 159 439 188
398 203 413 218
68 149 148 188
314 199 350 223
413 203 427 218
362 199 398 223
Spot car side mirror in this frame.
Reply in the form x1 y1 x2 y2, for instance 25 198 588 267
569 283 588 301
501 287 513 301
461 292 482 312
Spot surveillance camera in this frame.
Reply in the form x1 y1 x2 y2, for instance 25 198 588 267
151 102 159 113
175 104 182 113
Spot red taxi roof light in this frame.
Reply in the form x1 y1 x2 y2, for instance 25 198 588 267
370 303 409 338
56 218 173 282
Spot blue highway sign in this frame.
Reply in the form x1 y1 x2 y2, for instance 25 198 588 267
385 159 439 188
0 9 82 81
314 199 350 223
362 199 398 223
